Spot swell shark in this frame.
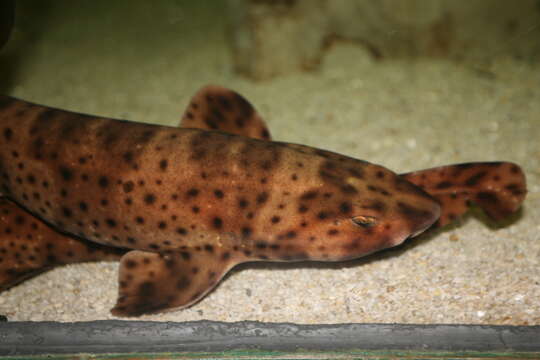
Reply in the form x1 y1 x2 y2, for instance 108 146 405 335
0 86 526 316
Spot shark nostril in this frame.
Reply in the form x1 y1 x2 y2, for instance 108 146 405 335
351 215 378 228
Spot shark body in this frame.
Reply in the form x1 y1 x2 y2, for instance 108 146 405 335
0 86 526 316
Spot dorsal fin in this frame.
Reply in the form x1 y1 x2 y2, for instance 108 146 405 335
179 85 272 140
111 248 238 316
401 162 526 228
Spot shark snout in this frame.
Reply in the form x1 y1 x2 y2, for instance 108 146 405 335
382 199 441 248
406 199 441 238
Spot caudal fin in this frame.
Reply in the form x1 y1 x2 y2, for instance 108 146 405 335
401 162 526 228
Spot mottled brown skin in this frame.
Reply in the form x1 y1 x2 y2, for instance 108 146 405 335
0 198 124 291
402 162 526 227
184 87 526 229
0 86 526 317
181 85 272 141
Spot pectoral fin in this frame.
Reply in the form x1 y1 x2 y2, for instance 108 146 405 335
401 162 526 228
179 85 271 140
111 248 237 317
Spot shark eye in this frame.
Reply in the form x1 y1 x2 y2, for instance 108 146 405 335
351 215 378 228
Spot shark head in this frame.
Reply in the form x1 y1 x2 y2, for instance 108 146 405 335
246 146 442 262
312 169 441 261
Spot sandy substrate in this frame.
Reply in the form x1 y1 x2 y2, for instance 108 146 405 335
0 1 539 324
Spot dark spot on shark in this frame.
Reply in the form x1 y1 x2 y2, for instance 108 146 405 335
476 191 499 204
348 167 364 178
59 166 73 181
62 207 72 217
238 198 248 209
217 95 232 111
176 276 190 290
123 151 134 164
436 181 453 189
286 231 297 239
123 181 134 193
465 171 487 186
98 176 109 188
241 226 252 237
454 163 475 170
362 200 386 212
187 188 199 198
505 183 524 196
256 192 269 204
233 92 254 118
255 241 267 249
138 281 155 298
144 193 156 205
212 217 223 229
261 128 270 139
159 159 168 171
339 201 352 214
317 211 329 220
341 184 358 194
300 190 318 200
3 128 13 141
